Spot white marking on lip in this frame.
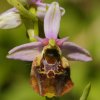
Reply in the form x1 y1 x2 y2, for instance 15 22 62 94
47 70 55 78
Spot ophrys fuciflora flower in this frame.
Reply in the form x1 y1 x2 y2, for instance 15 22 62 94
7 2 92 98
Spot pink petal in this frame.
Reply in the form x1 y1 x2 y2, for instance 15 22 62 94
7 42 43 61
0 8 21 29
61 42 92 62
30 0 41 4
56 37 69 46
44 2 61 39
36 2 65 19
36 4 47 20
35 36 49 46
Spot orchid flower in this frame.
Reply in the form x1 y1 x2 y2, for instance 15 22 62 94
7 2 92 98
0 0 65 29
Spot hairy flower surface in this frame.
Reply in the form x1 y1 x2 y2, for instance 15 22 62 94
7 2 92 98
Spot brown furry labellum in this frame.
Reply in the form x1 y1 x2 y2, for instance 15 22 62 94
30 47 73 98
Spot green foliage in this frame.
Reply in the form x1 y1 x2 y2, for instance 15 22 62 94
0 0 100 100
80 83 91 100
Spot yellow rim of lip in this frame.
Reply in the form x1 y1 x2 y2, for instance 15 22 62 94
45 93 56 98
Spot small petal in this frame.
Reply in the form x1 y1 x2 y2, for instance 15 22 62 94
60 7 65 16
36 3 65 20
28 0 42 6
31 0 41 3
56 37 69 46
0 8 22 29
44 2 61 39
61 42 92 62
7 42 43 61
35 36 49 46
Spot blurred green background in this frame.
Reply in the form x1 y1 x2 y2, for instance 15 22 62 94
0 0 100 100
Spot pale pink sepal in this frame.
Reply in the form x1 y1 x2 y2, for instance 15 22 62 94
61 42 92 62
7 42 43 61
29 0 41 4
36 2 65 20
0 8 21 29
44 2 61 39
31 0 41 3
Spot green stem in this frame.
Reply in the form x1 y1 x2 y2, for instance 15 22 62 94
27 19 39 42
7 0 37 21
34 19 39 37
22 7 39 42
27 7 39 42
